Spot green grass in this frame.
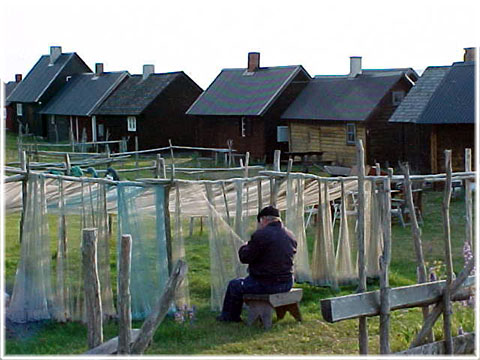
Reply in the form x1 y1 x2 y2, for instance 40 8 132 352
3 133 475 355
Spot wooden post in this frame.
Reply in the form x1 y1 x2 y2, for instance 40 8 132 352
273 150 281 172
442 150 454 354
64 153 71 176
82 228 103 349
164 186 173 274
227 139 233 167
134 136 139 168
244 151 250 178
400 162 432 343
168 139 175 167
464 149 472 247
118 234 132 354
155 154 162 179
257 178 263 212
189 217 195 237
19 151 28 243
379 168 392 354
356 139 368 355
130 260 188 354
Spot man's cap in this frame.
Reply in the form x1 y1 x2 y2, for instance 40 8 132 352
257 205 280 221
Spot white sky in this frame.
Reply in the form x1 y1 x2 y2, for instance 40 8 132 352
1 0 479 89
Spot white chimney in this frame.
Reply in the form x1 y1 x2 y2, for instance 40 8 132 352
464 47 476 62
95 63 104 76
349 56 362 78
143 64 155 80
50 46 62 64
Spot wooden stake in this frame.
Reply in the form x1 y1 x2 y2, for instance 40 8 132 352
64 153 72 176
135 136 139 169
356 139 368 355
19 151 28 244
257 178 263 212
400 162 433 343
164 186 173 274
118 234 132 354
82 228 103 349
155 154 162 179
130 260 188 354
273 150 281 172
464 149 472 247
221 182 231 226
244 152 250 179
168 139 175 167
379 168 392 354
442 150 454 354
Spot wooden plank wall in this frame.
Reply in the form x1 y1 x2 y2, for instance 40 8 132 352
289 121 366 166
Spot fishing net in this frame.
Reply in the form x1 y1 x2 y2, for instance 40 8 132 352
117 184 169 319
204 183 247 311
285 176 312 283
6 174 54 323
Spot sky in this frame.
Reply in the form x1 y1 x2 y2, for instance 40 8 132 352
1 0 479 89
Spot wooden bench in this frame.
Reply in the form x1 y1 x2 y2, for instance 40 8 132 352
243 288 303 329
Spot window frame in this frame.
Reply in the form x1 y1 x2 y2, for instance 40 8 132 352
277 126 289 143
392 90 405 105
16 103 23 116
346 123 356 145
127 116 136 132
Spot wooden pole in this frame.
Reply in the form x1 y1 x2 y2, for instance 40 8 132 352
82 228 103 349
64 153 72 176
19 151 28 244
155 154 162 179
273 150 281 172
379 168 392 354
168 139 175 167
135 136 139 169
244 152 250 178
442 150 454 354
221 182 231 226
464 149 472 247
257 178 263 212
227 139 233 167
130 260 188 354
356 139 368 355
118 234 132 354
164 185 173 274
400 162 433 343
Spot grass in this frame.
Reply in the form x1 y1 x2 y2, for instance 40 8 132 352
3 132 475 355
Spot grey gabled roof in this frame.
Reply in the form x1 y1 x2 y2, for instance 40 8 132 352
415 62 475 124
6 53 90 103
4 81 19 106
187 65 309 116
94 72 182 115
282 72 407 121
389 66 451 123
39 72 129 116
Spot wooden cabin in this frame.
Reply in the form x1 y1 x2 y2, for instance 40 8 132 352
94 66 203 151
186 52 311 160
389 48 475 173
39 64 128 143
282 57 418 167
6 46 91 137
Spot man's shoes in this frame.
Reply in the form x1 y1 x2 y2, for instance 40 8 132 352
216 315 242 323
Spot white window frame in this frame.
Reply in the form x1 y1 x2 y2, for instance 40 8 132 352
127 116 136 132
16 103 23 116
98 123 104 137
277 126 289 143
241 117 247 137
346 123 356 145
91 116 97 142
392 90 405 105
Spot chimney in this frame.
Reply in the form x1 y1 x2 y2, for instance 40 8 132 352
143 64 155 80
15 74 22 83
95 63 104 76
349 56 362 78
247 52 260 72
50 46 62 64
464 47 476 62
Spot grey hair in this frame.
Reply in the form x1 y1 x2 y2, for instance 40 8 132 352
261 215 282 222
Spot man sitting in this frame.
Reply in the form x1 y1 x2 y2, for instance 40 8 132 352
217 205 297 322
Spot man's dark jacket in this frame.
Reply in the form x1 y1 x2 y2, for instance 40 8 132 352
238 221 297 283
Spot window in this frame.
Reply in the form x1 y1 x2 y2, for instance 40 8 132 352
16 103 23 116
239 117 253 137
127 116 136 132
346 123 356 145
392 90 405 105
98 124 104 137
277 126 289 142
